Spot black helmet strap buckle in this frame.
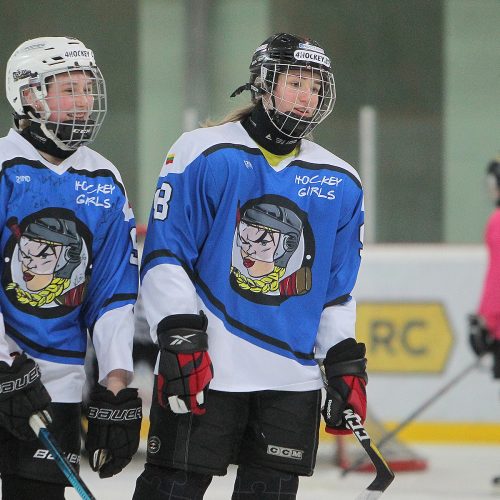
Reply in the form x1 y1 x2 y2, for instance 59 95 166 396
230 82 262 99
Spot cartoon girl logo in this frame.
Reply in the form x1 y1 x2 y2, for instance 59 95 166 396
3 211 91 314
230 196 315 304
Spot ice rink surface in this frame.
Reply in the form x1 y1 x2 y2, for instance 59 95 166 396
66 442 500 500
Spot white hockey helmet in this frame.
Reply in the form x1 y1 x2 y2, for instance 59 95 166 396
6 36 107 150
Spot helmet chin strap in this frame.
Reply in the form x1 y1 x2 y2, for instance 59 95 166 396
20 120 74 160
263 95 313 139
23 109 93 153
242 100 299 155
230 82 263 99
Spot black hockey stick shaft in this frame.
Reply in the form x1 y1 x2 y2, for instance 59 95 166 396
320 363 394 498
343 408 395 499
342 356 482 476
29 413 96 500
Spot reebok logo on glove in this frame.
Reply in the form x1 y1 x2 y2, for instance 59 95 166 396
324 398 333 420
169 334 197 346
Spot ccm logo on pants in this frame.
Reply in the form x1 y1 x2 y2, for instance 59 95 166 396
267 445 303 460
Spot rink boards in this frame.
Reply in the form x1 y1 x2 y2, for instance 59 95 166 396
132 242 500 444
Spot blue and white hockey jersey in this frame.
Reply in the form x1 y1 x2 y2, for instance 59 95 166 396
0 129 138 401
141 121 364 392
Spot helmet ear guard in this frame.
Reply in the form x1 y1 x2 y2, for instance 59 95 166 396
282 232 299 252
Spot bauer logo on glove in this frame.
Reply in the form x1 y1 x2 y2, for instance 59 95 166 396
85 386 142 478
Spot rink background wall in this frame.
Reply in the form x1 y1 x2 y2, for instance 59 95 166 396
132 241 500 444
351 244 500 443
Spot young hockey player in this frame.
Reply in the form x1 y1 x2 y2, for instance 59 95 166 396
0 37 142 499
133 33 367 499
468 156 500 488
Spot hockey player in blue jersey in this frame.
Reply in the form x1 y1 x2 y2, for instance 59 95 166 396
0 37 142 499
133 33 367 499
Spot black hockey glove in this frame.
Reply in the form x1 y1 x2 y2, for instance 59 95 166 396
322 338 368 436
468 314 494 357
157 311 213 415
492 340 500 380
85 386 142 478
0 353 51 440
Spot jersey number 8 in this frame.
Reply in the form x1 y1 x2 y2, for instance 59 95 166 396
153 182 173 221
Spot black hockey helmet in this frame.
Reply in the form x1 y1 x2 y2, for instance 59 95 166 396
487 156 500 187
231 33 335 139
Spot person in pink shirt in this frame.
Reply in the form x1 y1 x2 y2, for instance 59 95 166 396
469 156 500 488
469 156 500 380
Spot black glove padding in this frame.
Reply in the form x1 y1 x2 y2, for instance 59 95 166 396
0 353 51 440
468 314 494 357
322 338 367 435
493 340 500 380
85 386 142 478
157 311 213 415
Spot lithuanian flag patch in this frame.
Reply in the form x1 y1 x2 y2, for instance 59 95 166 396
166 154 175 165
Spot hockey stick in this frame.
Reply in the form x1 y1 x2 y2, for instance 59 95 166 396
29 413 96 500
342 356 483 476
320 364 394 498
343 409 395 499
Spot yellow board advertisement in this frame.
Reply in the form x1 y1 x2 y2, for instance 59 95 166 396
356 303 453 373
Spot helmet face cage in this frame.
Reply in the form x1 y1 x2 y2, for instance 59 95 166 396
260 63 335 139
6 37 107 150
22 67 107 150
248 33 336 139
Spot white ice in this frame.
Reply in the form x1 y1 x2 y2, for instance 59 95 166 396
66 442 500 500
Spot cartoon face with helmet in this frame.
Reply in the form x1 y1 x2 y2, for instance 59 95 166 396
231 197 314 300
4 213 89 309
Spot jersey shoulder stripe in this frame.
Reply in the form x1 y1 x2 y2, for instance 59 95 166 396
1 130 127 195
299 139 362 186
159 122 254 176
5 322 85 360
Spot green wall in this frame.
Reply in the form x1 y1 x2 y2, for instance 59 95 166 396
1 0 499 240
136 0 270 223
137 0 186 224
271 0 444 242
444 0 500 242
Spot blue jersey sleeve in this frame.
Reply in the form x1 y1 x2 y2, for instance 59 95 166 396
326 186 364 306
315 185 364 358
142 152 220 278
83 206 138 331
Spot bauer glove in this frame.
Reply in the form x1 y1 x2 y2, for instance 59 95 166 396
157 311 213 415
86 386 142 478
0 353 51 440
322 338 367 435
